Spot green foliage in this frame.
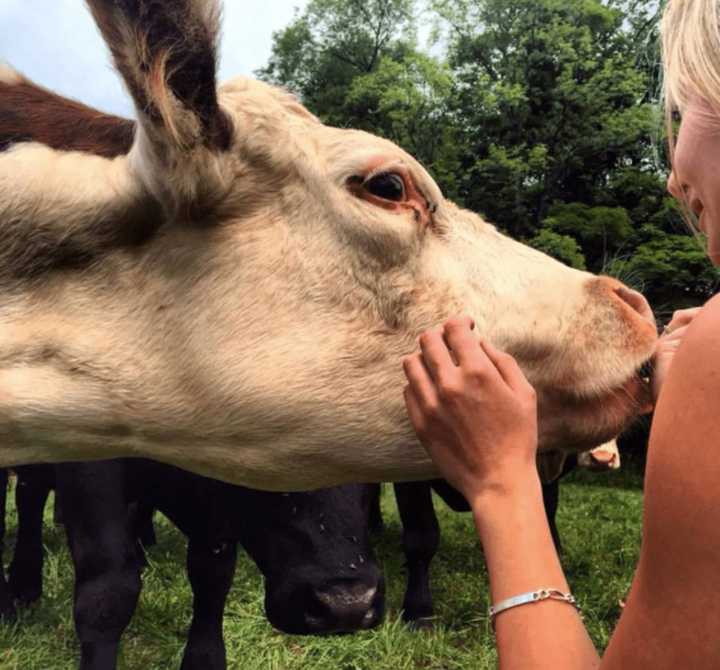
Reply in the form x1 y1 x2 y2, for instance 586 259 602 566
345 52 462 184
434 0 659 238
607 235 719 307
527 229 587 270
542 203 633 268
259 0 416 127
259 0 462 183
527 230 587 270
259 0 709 308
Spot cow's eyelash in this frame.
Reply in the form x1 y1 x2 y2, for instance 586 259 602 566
347 169 437 216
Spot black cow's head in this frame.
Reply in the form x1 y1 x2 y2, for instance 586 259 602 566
234 484 384 634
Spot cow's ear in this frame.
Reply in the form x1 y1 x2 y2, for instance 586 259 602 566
86 0 233 216
536 450 568 484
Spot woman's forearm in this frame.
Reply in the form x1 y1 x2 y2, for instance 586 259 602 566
471 469 600 670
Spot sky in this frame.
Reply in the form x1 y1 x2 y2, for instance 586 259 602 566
0 0 306 118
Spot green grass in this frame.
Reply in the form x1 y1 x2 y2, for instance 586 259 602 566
0 467 644 669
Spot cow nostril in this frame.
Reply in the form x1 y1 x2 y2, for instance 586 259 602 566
613 286 655 327
303 582 382 632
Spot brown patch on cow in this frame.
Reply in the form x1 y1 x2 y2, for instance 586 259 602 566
585 277 657 355
0 79 134 157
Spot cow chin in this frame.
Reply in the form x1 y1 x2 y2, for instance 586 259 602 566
537 374 651 454
264 575 385 635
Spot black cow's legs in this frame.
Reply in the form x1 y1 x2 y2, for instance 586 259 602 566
58 462 142 670
8 466 53 605
0 469 13 619
126 501 155 569
393 482 439 626
541 480 563 554
134 502 157 549
181 539 238 670
368 483 384 533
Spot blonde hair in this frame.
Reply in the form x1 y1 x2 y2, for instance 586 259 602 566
661 1 720 233
662 0 720 114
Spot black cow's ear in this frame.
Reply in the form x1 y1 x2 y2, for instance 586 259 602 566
86 0 232 153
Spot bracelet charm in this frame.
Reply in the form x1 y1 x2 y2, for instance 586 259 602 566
489 588 581 628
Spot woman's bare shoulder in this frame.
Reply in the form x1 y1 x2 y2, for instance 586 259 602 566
684 292 720 342
657 295 720 407
603 295 720 669
649 295 720 485
642 293 720 562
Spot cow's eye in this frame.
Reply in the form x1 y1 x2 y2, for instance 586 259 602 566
364 172 405 201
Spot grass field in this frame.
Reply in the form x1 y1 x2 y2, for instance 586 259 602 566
0 466 644 670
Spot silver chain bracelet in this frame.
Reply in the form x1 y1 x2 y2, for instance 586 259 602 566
489 588 581 628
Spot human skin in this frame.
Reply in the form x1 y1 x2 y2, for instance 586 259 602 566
668 98 720 264
403 98 720 669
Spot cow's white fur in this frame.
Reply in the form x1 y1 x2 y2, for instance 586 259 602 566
0 142 138 230
0 5 657 490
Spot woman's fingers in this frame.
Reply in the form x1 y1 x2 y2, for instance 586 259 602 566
658 324 689 350
412 318 531 397
665 307 702 334
479 339 530 392
403 385 426 434
665 323 689 342
418 328 456 381
402 352 438 408
443 317 483 367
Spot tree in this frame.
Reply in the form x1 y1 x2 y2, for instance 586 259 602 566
259 0 459 182
607 235 718 310
259 0 416 128
259 0 715 308
527 230 587 270
433 0 659 238
344 52 460 185
542 202 633 268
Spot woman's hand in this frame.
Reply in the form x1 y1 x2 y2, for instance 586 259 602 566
402 317 539 508
652 307 702 402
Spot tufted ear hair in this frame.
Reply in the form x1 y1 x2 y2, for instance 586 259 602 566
86 0 234 218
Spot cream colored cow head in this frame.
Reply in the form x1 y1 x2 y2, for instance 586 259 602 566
0 0 656 490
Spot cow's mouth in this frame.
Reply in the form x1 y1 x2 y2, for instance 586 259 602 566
637 357 654 383
537 359 653 453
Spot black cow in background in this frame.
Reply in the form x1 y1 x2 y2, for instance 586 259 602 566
0 462 383 670
1 465 57 612
389 445 617 625
1 442 627 660
0 468 9 619
395 475 572 624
